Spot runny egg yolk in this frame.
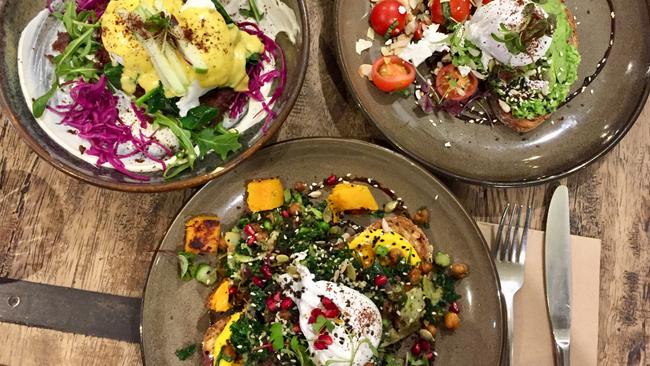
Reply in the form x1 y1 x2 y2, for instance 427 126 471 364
100 0 264 97
348 229 422 266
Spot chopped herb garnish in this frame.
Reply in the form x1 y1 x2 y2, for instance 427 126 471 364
174 343 196 361
491 3 556 55
240 0 264 22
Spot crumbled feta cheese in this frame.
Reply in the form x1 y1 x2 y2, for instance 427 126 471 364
355 39 373 55
398 24 449 66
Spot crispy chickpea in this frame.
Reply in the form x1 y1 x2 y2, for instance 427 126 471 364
222 343 237 360
419 261 433 274
413 207 430 226
425 323 438 338
388 248 402 265
450 263 469 279
255 230 269 242
279 310 292 320
444 312 461 330
408 267 422 284
288 202 301 216
293 181 308 192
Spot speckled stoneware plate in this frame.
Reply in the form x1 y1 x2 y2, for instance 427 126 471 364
140 138 504 366
0 0 308 192
334 0 650 186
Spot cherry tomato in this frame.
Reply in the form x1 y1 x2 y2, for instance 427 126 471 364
371 55 416 93
370 0 407 37
430 0 471 24
482 0 492 3
435 64 478 101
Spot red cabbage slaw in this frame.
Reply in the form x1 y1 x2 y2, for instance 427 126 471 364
230 22 287 133
47 0 109 17
49 76 170 180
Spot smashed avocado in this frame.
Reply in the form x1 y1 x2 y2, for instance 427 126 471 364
493 0 581 120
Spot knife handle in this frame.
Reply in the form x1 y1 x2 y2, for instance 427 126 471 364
554 341 570 366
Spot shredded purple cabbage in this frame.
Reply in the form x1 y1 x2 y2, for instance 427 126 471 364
131 102 152 128
76 0 110 18
50 76 169 180
416 79 490 117
230 22 287 133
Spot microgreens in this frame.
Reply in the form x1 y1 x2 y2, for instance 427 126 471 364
491 3 556 55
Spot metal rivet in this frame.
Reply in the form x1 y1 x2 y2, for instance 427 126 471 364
7 296 20 308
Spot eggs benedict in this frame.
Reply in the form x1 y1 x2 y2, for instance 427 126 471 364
101 0 264 115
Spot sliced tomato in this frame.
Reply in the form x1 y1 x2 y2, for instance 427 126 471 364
370 0 407 37
430 0 471 24
371 56 416 93
435 64 478 101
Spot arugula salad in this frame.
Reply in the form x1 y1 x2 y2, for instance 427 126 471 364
176 175 469 365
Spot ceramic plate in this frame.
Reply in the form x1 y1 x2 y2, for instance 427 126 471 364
0 0 308 192
334 0 650 186
140 138 504 365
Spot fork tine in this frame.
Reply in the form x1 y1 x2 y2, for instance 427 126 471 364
503 204 520 261
509 205 523 262
493 204 510 259
516 199 533 263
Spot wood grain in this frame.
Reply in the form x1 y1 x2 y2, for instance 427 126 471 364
0 0 648 365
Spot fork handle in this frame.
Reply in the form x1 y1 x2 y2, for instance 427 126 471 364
502 292 515 366
554 341 570 366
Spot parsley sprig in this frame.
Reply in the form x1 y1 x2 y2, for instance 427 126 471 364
491 3 556 55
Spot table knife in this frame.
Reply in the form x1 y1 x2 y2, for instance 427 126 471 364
545 185 572 366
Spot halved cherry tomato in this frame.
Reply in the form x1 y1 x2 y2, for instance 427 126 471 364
430 0 471 24
435 64 478 101
370 0 407 37
371 55 416 93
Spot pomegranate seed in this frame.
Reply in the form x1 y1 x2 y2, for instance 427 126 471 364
265 297 278 312
411 342 421 356
308 308 323 324
418 339 431 352
261 264 273 279
292 323 302 333
251 276 264 287
321 297 337 310
314 340 328 350
281 210 290 218
425 351 434 360
323 308 340 319
449 302 460 314
246 236 255 246
244 224 256 236
325 175 337 186
317 333 333 344
280 298 294 310
228 286 237 296
374 274 388 287
272 291 282 302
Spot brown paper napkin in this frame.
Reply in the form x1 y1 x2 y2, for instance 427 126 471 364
477 222 600 366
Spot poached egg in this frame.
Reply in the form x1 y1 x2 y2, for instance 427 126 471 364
279 264 382 366
465 0 553 67
101 0 264 115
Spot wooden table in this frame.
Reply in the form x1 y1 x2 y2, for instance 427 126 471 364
0 1 648 365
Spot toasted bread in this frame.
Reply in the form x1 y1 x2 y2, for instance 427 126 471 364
493 7 579 132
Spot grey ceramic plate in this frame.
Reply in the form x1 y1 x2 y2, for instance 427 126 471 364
334 0 650 186
140 138 504 365
0 0 308 192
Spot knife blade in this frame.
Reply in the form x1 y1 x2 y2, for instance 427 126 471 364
545 185 572 366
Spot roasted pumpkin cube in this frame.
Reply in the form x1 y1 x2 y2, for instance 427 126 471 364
327 183 379 222
184 216 221 254
246 177 284 212
207 279 231 312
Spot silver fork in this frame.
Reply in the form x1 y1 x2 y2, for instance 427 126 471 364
493 202 532 366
